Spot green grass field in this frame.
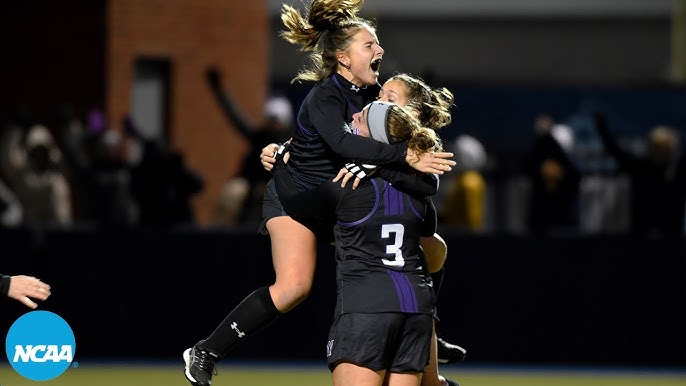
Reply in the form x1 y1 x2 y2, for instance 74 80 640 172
1 363 685 386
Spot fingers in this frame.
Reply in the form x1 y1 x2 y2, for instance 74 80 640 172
431 152 457 169
261 143 279 171
8 275 51 309
261 154 275 171
19 296 38 310
32 286 51 301
333 168 348 183
28 278 51 300
432 151 455 160
424 166 449 174
352 177 361 190
410 152 457 174
340 172 355 188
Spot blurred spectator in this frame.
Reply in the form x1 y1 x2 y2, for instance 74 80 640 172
87 127 139 227
57 107 105 222
0 106 35 184
131 139 205 227
54 104 88 217
565 111 631 234
0 177 22 227
524 115 581 233
6 124 72 226
593 112 686 236
55 108 139 227
441 134 488 232
206 67 292 226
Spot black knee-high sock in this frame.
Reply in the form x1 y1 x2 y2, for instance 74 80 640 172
199 286 280 358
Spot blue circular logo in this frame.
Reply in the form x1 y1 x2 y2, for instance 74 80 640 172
5 311 76 381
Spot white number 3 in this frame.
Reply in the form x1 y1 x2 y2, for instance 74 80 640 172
381 224 405 267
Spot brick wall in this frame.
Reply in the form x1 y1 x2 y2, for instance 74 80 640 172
107 0 269 225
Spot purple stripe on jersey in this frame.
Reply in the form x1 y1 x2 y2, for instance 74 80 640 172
296 98 315 136
384 184 404 216
387 269 419 313
407 195 424 220
297 117 314 136
387 269 408 312
337 179 380 227
398 271 419 312
331 75 361 114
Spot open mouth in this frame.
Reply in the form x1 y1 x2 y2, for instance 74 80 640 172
371 58 382 72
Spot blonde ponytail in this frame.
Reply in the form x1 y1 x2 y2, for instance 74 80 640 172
279 0 375 83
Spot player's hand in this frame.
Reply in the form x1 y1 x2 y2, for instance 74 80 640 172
7 275 51 309
406 150 455 174
332 163 376 189
333 167 361 189
274 142 290 165
261 143 279 171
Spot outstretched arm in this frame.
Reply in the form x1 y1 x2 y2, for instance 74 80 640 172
309 95 455 172
1 274 51 309
592 112 639 171
376 167 439 196
332 163 441 196
207 68 254 137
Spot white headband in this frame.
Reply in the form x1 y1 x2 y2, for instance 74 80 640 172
366 101 393 144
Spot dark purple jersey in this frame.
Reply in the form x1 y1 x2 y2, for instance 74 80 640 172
286 74 408 192
333 177 436 315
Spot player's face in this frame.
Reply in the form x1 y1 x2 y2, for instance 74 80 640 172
350 105 372 138
378 79 409 106
340 27 384 87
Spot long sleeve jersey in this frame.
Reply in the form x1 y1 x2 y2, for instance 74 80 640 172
0 274 10 296
287 74 407 192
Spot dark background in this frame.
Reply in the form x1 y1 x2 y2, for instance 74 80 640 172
1 226 684 367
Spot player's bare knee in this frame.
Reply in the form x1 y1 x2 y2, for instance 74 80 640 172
272 281 312 312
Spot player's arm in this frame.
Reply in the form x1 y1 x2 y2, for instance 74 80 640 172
310 96 454 173
206 68 254 137
0 274 9 297
419 198 447 273
420 233 447 274
310 95 406 165
377 167 439 196
592 112 639 170
1 274 51 309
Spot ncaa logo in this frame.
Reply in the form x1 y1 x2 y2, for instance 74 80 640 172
5 310 76 381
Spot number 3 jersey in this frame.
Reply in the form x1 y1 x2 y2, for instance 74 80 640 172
333 177 437 315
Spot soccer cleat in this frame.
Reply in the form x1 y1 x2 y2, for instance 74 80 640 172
444 378 460 386
436 337 467 364
183 341 219 386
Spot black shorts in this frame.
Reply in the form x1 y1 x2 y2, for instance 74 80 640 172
260 179 335 243
259 179 288 235
326 312 433 373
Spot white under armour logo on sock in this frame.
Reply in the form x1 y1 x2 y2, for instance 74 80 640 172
230 321 246 338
